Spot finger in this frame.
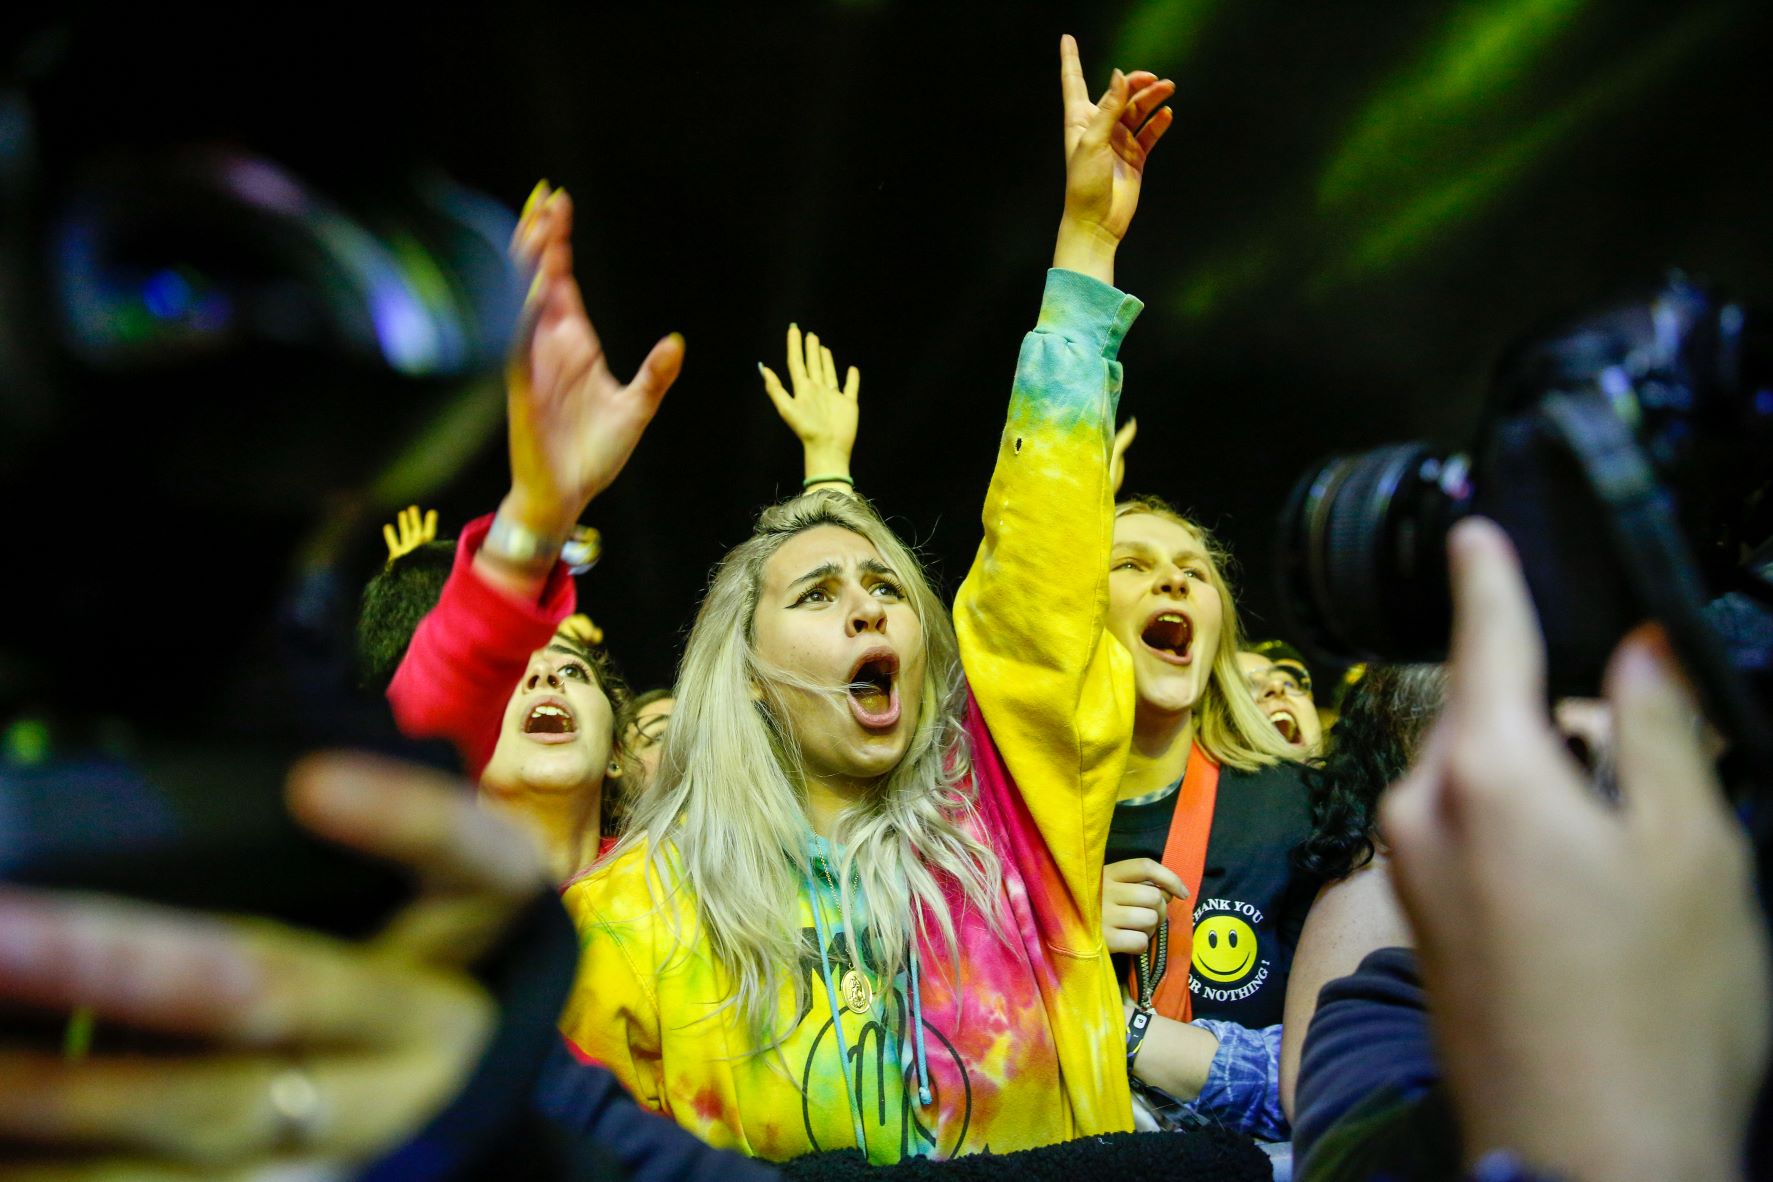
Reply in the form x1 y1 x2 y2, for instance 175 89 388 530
0 1160 347 1182
624 331 686 411
0 1036 486 1168
1444 518 1546 730
1121 78 1173 131
510 179 550 258
1106 906 1160 936
1104 856 1181 895
803 331 822 388
542 187 575 255
758 363 794 419
0 888 475 1049
1116 883 1166 911
1083 69 1131 149
1606 624 1724 830
1113 417 1138 462
786 323 807 389
843 365 860 401
286 754 545 901
820 345 838 391
1106 929 1150 956
420 508 437 542
1137 856 1187 900
381 523 399 556
374 890 531 970
1135 107 1174 155
1059 33 1088 110
520 178 549 222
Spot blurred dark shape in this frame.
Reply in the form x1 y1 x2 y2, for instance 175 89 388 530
0 74 522 731
51 149 520 378
1276 275 1773 789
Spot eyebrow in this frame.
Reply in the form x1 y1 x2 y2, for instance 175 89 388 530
545 645 589 663
1113 541 1208 565
789 561 842 589
788 558 899 589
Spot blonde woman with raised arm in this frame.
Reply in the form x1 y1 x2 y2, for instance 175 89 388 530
557 37 1178 1163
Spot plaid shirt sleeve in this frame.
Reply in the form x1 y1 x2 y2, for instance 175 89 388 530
1181 1020 1289 1142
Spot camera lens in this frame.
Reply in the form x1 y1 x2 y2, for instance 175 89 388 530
1276 442 1470 663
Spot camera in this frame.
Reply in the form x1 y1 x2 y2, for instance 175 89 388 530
1276 274 1773 778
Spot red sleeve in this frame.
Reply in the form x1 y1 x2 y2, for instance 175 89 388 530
386 513 578 780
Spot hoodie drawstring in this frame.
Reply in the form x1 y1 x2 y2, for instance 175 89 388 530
806 868 869 1155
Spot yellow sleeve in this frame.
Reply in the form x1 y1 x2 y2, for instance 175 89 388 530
954 267 1144 945
558 861 668 1113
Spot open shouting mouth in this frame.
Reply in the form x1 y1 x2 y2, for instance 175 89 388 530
521 695 579 744
1267 707 1305 746
846 648 901 729
1140 610 1194 666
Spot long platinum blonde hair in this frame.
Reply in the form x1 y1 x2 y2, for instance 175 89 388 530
607 492 1002 1044
1115 495 1300 770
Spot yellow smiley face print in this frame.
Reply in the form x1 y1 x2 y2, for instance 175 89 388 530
1193 914 1258 983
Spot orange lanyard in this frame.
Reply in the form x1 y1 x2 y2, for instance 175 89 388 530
1125 742 1220 1023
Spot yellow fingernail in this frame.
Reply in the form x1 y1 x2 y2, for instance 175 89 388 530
522 180 548 219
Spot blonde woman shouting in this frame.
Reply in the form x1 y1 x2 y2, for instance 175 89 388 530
558 37 1177 1164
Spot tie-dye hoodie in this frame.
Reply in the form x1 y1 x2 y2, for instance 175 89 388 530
558 269 1143 1163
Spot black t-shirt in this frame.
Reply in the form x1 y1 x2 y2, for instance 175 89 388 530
1104 760 1318 1027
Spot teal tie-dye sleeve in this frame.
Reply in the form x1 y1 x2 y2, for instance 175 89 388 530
956 267 1145 955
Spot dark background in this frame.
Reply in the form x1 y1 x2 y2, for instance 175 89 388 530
5 0 1771 705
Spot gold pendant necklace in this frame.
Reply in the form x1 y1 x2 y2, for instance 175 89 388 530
840 968 874 1014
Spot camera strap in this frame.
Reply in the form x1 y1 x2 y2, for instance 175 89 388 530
1544 392 1773 833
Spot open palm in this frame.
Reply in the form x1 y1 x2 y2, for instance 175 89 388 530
505 183 684 536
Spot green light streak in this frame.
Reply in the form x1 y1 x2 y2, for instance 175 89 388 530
1110 0 1220 76
1317 3 1734 287
1172 241 1279 321
1317 0 1586 210
1 717 49 766
366 376 504 508
64 1007 95 1061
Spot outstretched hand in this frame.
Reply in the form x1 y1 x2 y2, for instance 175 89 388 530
504 181 685 539
383 504 439 565
759 323 860 491
1055 34 1175 283
1381 519 1770 1182
0 754 549 1175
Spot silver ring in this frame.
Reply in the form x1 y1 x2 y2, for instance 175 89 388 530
268 1061 326 1152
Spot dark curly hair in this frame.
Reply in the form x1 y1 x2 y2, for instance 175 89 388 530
1295 663 1447 881
356 540 457 690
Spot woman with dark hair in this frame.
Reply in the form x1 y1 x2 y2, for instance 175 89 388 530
1293 665 1448 883
1278 663 1446 1118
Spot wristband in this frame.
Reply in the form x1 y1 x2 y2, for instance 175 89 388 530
484 512 567 570
802 473 855 490
1125 1004 1153 1076
561 526 602 575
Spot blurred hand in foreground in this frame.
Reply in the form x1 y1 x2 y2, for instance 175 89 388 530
0 753 548 1178
1383 518 1771 1182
